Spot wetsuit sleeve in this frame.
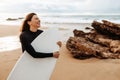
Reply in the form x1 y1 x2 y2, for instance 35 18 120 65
20 35 53 58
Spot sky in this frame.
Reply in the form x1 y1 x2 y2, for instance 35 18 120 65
0 0 120 14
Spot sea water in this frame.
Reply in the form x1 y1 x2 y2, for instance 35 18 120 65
0 13 120 25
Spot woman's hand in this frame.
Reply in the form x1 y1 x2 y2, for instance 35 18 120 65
57 41 62 47
53 51 59 58
53 41 62 58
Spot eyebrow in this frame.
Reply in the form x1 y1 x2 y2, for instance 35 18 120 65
35 17 39 19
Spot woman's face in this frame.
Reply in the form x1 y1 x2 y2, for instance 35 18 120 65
28 15 40 28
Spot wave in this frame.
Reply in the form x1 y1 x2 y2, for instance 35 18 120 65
0 13 120 25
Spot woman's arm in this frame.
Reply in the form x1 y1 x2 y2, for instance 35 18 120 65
20 35 53 58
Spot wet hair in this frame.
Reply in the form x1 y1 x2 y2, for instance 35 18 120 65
20 13 37 32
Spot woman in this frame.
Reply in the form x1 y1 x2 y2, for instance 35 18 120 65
19 13 59 58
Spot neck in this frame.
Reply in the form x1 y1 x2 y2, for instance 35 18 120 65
30 26 37 32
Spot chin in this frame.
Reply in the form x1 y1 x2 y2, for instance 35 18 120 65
37 25 40 28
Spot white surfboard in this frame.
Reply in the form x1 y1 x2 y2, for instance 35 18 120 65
7 28 61 80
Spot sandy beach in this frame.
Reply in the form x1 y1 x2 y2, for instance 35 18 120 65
0 0 119 79
0 25 22 80
0 23 91 80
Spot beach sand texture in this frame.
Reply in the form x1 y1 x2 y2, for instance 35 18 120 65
50 44 120 80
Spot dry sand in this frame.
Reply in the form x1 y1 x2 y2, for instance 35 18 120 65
51 44 120 80
0 48 22 80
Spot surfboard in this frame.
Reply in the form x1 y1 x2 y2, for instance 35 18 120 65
7 28 61 80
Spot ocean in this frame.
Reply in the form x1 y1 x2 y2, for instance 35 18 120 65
0 13 120 25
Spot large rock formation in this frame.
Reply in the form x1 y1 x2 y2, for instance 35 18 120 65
66 20 120 59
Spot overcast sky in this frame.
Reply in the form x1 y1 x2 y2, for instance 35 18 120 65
0 0 120 14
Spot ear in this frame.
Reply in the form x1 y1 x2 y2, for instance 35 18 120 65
27 21 31 25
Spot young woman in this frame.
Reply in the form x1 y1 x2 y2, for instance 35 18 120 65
19 13 59 58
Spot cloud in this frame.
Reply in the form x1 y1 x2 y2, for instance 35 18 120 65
0 0 120 14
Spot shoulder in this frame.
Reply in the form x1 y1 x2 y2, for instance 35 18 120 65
38 29 43 33
37 29 44 34
19 31 29 39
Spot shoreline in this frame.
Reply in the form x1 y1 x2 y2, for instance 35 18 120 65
0 25 22 80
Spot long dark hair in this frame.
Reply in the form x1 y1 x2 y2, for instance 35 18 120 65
20 13 36 32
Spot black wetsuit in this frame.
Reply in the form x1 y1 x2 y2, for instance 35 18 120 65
19 29 53 58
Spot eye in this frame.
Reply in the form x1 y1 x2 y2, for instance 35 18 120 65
36 17 40 20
